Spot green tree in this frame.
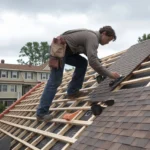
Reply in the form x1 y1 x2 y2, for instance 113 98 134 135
0 102 6 113
17 42 50 66
138 33 150 43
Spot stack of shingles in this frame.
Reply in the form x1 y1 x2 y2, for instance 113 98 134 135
69 40 150 150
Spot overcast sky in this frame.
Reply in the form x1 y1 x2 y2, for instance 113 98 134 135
0 0 150 64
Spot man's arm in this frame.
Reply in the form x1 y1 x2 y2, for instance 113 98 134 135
86 34 114 78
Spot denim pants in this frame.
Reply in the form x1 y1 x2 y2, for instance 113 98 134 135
36 46 88 116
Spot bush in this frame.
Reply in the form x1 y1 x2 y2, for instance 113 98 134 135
0 102 6 113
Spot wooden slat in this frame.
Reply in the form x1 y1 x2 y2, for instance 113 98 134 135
10 106 90 112
55 86 95 96
141 61 150 67
102 56 120 64
4 115 92 126
17 95 90 105
0 120 76 143
121 76 150 85
133 67 150 75
101 50 126 61
103 62 115 67
0 128 40 150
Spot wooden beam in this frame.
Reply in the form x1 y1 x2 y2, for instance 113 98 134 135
10 106 90 112
146 82 150 87
101 50 126 61
4 115 92 126
0 128 40 150
102 56 120 64
121 76 150 85
16 96 90 107
141 61 150 67
103 62 115 67
0 120 76 143
133 67 150 75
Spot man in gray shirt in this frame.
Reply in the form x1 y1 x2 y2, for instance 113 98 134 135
36 26 120 122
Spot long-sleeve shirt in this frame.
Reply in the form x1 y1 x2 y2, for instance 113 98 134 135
61 29 112 78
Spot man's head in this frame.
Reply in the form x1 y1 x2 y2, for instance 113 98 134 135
99 26 116 45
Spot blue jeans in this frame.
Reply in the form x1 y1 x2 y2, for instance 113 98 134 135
36 46 88 116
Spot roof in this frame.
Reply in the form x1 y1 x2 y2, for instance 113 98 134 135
0 61 49 71
0 40 150 150
69 39 150 150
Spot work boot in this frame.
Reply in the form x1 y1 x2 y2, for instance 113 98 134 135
66 90 89 99
36 113 54 122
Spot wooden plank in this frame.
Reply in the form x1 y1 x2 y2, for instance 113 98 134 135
38 97 86 150
133 67 150 75
0 128 40 150
11 119 39 147
141 61 150 67
121 76 150 85
4 115 92 126
103 62 115 67
100 50 126 61
0 120 76 143
102 56 120 64
113 60 146 91
146 82 150 87
41 101 91 150
15 96 90 107
10 106 90 112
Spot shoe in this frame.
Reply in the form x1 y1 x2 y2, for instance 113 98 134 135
36 113 54 122
66 90 89 99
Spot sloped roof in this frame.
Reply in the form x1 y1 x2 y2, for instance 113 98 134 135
1 38 150 150
0 61 49 71
69 39 150 150
0 49 124 149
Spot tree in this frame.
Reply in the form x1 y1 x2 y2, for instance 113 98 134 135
138 33 150 43
0 102 5 113
17 42 50 66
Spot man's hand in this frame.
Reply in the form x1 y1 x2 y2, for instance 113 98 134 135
111 72 121 79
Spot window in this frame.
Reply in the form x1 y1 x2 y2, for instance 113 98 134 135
0 85 7 92
46 73 49 79
41 73 47 79
4 100 14 107
11 85 17 92
25 72 33 79
7 101 13 106
11 71 18 78
41 73 49 80
1 71 7 78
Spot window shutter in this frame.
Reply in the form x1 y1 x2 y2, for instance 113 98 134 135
25 72 27 79
17 72 19 78
41 73 42 79
31 72 33 79
15 85 17 92
7 71 8 78
46 73 49 79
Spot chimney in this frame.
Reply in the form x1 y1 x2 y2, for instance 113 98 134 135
1 59 5 64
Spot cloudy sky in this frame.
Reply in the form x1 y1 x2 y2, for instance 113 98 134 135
0 0 150 64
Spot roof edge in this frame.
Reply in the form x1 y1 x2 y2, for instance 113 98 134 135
0 82 44 119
